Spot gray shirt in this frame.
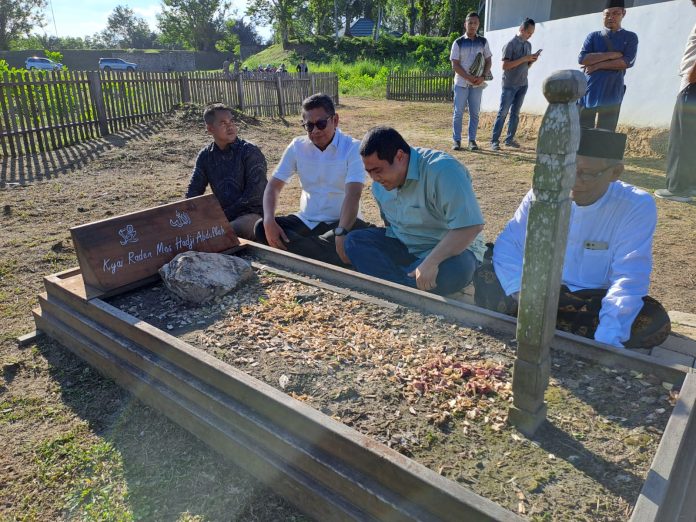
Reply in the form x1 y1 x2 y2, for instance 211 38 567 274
501 35 532 88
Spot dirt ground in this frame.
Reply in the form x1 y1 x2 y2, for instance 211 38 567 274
108 266 674 521
1 97 695 520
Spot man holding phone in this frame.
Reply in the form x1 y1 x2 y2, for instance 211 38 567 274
490 18 539 151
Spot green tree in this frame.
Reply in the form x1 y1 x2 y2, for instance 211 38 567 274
101 5 157 48
215 19 241 53
246 0 303 48
0 0 46 50
157 0 230 51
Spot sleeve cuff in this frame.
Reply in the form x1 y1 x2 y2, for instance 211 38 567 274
593 327 625 348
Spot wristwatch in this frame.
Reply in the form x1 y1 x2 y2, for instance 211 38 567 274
334 227 349 237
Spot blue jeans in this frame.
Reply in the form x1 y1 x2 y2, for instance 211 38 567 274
344 227 479 295
452 85 484 143
491 84 528 144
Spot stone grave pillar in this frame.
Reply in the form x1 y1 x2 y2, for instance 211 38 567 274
509 70 587 436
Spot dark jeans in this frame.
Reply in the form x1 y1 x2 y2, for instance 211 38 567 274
254 214 370 267
579 103 622 132
344 227 479 295
491 84 528 144
472 248 671 349
666 83 696 194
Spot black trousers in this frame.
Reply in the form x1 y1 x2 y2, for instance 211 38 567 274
472 246 671 349
254 215 370 267
666 83 696 194
579 103 622 132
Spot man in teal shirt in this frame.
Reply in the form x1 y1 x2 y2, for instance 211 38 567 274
344 126 485 295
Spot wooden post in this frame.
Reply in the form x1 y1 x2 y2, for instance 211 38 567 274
310 74 316 95
275 75 285 117
236 73 245 111
179 74 191 103
87 71 109 137
509 70 586 436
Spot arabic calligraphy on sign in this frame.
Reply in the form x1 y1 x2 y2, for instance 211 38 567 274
118 224 138 245
170 210 192 228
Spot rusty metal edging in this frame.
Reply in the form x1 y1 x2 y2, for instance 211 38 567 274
35 272 522 522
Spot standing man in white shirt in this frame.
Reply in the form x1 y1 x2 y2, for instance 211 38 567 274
655 1 696 202
474 129 670 349
450 11 492 152
254 93 370 266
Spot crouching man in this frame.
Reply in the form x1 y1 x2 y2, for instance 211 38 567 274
186 103 267 240
345 126 486 295
474 129 670 349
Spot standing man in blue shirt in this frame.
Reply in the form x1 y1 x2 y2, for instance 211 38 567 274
490 18 540 151
450 12 492 152
344 127 485 295
578 0 638 131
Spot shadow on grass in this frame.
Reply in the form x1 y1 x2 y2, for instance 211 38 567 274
35 336 307 521
0 120 166 188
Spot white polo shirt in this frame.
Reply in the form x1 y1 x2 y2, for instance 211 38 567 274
272 128 366 228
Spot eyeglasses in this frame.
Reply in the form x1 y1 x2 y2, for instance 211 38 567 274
301 116 333 132
576 165 613 182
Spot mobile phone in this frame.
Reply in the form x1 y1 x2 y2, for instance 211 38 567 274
536 49 543 54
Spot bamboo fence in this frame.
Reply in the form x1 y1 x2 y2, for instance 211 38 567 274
0 70 339 157
386 71 454 102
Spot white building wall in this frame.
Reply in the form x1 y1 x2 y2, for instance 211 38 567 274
482 0 695 128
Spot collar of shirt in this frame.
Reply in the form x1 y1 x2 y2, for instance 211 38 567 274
311 128 342 152
212 138 240 153
403 146 422 185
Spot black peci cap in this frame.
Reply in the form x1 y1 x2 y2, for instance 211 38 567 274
605 0 625 8
577 129 627 160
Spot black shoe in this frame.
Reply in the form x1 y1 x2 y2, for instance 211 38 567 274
505 140 521 148
452 140 461 151
468 140 479 151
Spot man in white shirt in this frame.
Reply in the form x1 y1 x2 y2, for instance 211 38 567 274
254 93 370 266
474 129 670 349
450 11 492 151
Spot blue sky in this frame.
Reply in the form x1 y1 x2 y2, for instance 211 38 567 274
42 0 271 41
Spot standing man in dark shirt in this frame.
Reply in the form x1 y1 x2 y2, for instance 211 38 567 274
490 18 539 151
578 0 638 131
186 104 267 240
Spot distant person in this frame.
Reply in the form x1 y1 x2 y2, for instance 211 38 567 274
474 129 670 349
279 63 288 75
344 126 486 295
186 104 267 240
655 2 696 202
297 57 309 75
222 58 231 79
254 93 370 266
577 0 638 131
490 18 540 151
450 11 492 151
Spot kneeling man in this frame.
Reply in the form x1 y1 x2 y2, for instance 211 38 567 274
475 129 670 349
186 103 267 240
255 93 369 266
345 126 486 295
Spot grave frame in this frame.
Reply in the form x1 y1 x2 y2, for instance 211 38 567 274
34 241 696 522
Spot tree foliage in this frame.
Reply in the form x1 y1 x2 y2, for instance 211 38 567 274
246 0 305 48
157 0 230 51
0 0 46 50
99 5 158 49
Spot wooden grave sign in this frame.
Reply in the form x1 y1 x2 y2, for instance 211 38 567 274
70 194 239 291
